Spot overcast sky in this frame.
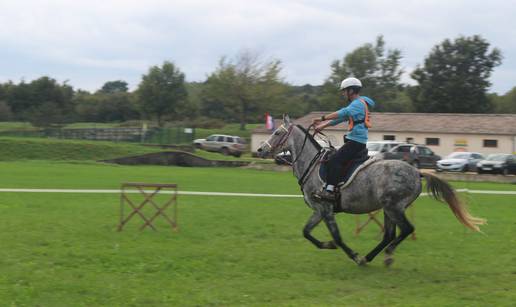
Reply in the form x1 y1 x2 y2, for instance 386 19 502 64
1 0 515 94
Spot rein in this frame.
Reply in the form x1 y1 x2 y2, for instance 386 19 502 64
267 124 326 189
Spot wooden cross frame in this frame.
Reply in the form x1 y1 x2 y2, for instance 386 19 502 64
355 207 416 240
118 182 178 232
355 211 384 236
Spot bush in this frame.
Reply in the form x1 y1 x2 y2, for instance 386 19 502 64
0 101 13 121
190 116 226 129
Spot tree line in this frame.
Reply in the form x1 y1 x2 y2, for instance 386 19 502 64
0 34 514 130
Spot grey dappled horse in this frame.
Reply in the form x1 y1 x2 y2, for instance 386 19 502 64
257 115 486 266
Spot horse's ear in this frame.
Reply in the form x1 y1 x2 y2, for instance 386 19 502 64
283 114 291 125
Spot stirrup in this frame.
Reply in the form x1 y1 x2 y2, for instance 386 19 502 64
313 189 336 201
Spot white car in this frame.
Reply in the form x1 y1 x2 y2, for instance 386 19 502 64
193 134 247 157
366 141 405 156
436 152 484 172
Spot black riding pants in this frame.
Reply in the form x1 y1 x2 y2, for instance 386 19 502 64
326 138 366 186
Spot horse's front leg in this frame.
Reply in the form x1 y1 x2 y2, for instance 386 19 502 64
322 211 366 265
303 211 337 249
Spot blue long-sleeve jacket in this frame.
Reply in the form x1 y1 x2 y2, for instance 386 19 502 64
329 96 375 144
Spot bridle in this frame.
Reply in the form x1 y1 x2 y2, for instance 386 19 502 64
262 124 293 155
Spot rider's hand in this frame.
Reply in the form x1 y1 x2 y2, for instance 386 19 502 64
312 118 322 125
315 123 325 133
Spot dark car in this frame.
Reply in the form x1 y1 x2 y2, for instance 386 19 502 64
383 144 441 169
477 154 516 175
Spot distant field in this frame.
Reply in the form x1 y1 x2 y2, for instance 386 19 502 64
0 137 161 161
0 161 515 306
0 136 270 163
0 122 36 131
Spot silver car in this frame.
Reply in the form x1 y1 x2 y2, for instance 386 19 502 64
366 141 405 156
436 152 484 172
193 134 247 157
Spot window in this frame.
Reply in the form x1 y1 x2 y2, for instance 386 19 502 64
417 146 433 156
226 137 234 143
395 146 411 153
386 143 400 151
383 135 396 141
406 137 414 144
206 135 216 141
426 138 440 146
217 136 225 142
483 139 498 148
472 153 484 159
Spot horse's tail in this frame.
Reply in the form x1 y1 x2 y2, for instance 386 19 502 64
420 171 486 232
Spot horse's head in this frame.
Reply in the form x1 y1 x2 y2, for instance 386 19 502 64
257 114 293 158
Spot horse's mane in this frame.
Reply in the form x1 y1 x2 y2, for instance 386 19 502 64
295 125 322 151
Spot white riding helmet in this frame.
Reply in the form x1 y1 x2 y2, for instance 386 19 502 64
339 77 362 90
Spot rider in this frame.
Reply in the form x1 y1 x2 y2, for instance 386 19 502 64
312 77 375 200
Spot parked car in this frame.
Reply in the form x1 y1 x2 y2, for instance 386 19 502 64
275 140 329 165
436 152 484 172
366 141 405 156
383 144 441 169
193 134 247 157
477 154 516 175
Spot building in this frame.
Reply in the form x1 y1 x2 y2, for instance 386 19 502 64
251 112 516 157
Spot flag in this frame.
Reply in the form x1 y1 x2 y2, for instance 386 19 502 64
265 112 274 130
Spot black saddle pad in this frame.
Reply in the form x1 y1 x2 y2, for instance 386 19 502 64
319 149 370 186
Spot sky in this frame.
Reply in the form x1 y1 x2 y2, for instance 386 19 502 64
1 0 515 94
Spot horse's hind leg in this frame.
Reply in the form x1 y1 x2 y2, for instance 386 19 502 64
383 207 415 266
322 212 365 265
364 213 396 263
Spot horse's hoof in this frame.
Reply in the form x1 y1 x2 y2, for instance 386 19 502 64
321 241 337 249
355 256 367 266
384 255 394 267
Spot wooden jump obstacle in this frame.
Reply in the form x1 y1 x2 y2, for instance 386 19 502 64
118 182 178 231
355 207 416 240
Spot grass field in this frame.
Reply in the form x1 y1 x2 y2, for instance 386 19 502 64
0 137 271 163
0 161 515 306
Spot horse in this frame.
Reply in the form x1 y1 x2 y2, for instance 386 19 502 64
257 115 486 266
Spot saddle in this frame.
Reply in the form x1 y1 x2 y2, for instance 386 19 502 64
319 147 371 187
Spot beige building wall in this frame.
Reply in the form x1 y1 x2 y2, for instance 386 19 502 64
253 130 516 156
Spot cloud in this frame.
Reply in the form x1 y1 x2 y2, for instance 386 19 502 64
0 0 515 93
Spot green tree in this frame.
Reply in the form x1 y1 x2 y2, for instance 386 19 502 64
136 61 188 127
201 50 286 130
5 77 75 126
321 35 404 111
490 87 516 113
74 90 140 122
410 35 502 113
99 80 129 94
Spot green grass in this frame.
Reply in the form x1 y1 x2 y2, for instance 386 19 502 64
192 149 272 163
0 161 515 306
63 122 120 129
0 137 165 161
0 122 36 131
0 136 270 164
